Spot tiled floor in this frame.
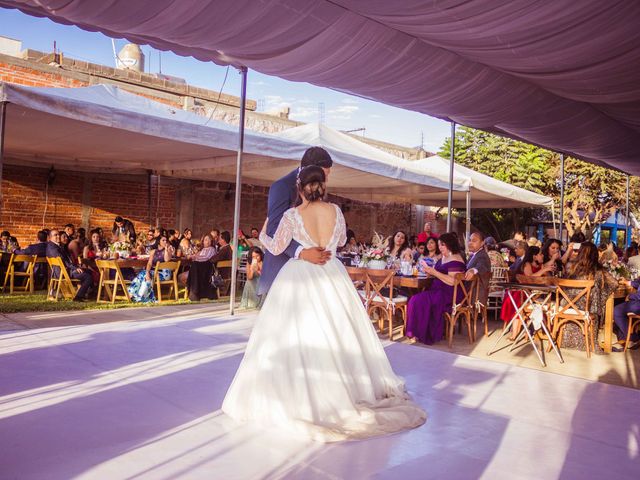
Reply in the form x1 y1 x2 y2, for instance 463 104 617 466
1 305 638 479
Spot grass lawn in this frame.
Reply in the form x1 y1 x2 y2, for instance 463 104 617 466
0 292 227 313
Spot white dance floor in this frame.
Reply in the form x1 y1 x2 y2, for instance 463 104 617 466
0 306 638 479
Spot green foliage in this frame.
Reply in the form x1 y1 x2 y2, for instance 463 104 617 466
438 127 637 240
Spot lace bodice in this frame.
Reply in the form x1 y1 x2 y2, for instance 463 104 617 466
260 203 347 256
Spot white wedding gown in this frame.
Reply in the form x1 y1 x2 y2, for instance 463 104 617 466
222 203 426 442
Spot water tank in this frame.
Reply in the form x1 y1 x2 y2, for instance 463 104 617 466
116 43 145 72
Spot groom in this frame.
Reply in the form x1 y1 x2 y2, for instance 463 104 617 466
258 146 334 299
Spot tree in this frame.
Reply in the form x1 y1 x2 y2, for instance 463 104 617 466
438 127 637 241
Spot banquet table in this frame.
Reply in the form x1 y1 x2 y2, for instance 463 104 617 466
346 266 431 291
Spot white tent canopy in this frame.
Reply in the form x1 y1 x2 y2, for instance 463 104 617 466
0 82 470 204
276 124 553 208
413 155 554 208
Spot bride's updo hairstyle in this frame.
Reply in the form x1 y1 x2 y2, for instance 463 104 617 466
296 165 326 205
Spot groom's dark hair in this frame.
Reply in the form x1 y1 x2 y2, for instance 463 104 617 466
301 146 333 168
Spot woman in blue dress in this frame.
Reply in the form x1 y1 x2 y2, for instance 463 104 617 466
128 235 174 302
405 232 466 344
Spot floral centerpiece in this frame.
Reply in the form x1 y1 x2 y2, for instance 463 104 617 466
601 259 639 281
109 240 133 258
361 232 390 269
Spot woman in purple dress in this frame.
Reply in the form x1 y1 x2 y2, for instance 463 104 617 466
406 232 466 344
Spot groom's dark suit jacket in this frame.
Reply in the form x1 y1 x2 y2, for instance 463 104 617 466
258 169 301 296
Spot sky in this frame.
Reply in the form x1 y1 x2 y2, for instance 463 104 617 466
0 7 451 152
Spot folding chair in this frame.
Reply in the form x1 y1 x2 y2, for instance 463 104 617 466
153 261 181 302
487 265 508 320
473 271 492 337
445 273 478 348
363 269 407 340
46 256 80 301
216 259 233 297
95 259 132 303
550 279 595 358
2 254 37 294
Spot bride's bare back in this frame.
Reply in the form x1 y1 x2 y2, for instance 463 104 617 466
296 201 337 249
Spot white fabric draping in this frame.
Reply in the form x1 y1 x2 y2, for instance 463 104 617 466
2 0 640 174
0 82 469 204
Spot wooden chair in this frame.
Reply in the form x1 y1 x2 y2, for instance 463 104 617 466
624 313 640 352
473 271 492 337
346 266 367 303
363 269 407 340
34 257 49 290
153 261 181 302
445 273 478 348
550 279 595 358
95 259 131 303
216 259 233 297
46 256 80 301
1 254 37 294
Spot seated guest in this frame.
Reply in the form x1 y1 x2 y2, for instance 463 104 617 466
388 230 409 260
413 242 427 263
241 246 264 308
422 237 441 266
405 232 466 344
247 227 263 249
63 223 76 240
210 231 233 287
112 216 136 243
0 230 20 253
627 247 640 270
542 238 565 275
485 236 507 268
83 229 109 283
179 228 197 257
46 229 93 301
128 235 174 303
168 229 181 250
16 230 48 257
16 230 49 285
464 232 492 305
237 229 252 254
613 276 640 351
136 229 156 255
59 231 73 261
416 221 439 243
76 228 89 250
210 229 221 254
560 242 618 352
184 234 218 301
342 234 361 255
509 240 528 273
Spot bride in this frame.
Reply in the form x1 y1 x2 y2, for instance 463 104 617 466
222 165 426 442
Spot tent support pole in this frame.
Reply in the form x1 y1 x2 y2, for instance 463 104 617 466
447 121 456 232
229 66 248 316
626 174 630 247
551 203 557 239
155 173 161 227
559 154 565 243
0 102 7 218
465 190 471 251
147 170 152 226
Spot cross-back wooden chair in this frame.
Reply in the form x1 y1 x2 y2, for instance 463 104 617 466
153 261 181 302
473 271 493 337
2 254 37 294
95 259 131 303
550 278 595 358
46 256 80 301
624 313 640 352
363 268 407 340
486 265 508 320
445 273 478 348
346 266 367 302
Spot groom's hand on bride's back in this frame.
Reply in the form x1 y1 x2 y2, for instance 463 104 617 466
300 247 331 265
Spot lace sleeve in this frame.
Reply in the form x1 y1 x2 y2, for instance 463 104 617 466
259 209 295 256
335 205 347 247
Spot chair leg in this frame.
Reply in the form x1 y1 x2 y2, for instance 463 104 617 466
625 318 633 352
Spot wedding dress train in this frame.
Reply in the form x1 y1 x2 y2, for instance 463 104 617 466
222 204 426 442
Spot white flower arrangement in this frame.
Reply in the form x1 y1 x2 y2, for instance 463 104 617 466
361 232 391 263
